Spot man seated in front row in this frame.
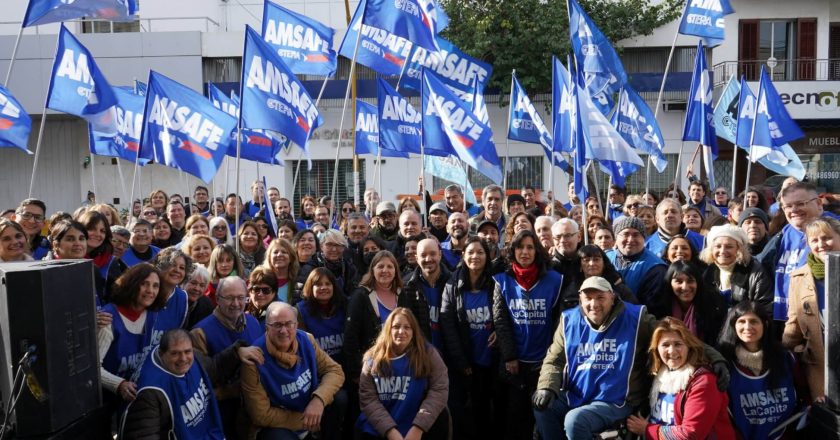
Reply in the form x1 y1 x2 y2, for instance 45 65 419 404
241 302 346 440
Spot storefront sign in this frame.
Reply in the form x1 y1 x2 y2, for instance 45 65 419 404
747 81 840 119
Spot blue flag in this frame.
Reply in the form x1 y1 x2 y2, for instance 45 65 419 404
423 155 477 205
356 99 409 158
377 78 425 156
509 74 569 171
339 0 411 76
713 76 805 179
139 71 236 184
0 85 33 154
89 86 152 164
552 56 577 155
422 70 502 184
134 79 147 96
23 0 137 27
241 26 323 170
399 37 492 102
678 0 735 47
567 0 627 115
735 76 756 148
207 83 285 165
46 25 118 134
682 41 717 155
751 66 805 163
261 1 337 77
612 85 667 173
229 89 291 156
362 0 443 52
572 67 588 204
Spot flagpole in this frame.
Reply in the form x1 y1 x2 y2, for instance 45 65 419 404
90 154 98 200
503 70 515 191
329 26 363 224
27 108 48 198
744 88 760 191
292 76 329 195
590 161 602 217
671 105 690 197
582 161 591 245
234 125 242 254
116 158 128 208
129 149 142 220
376 149 382 196
3 26 24 87
648 1 687 196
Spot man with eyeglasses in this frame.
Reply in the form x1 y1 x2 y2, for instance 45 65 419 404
241 302 345 440
370 201 399 244
711 186 730 216
191 276 264 438
550 218 583 309
15 198 49 259
757 182 837 323
298 230 357 298
122 219 161 267
606 217 666 314
110 226 132 260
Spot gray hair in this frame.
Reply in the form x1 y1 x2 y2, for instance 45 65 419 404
154 247 195 278
552 217 579 234
482 184 503 200
266 301 296 321
182 264 210 287
111 225 130 239
216 276 246 297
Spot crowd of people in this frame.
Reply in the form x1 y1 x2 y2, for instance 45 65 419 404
0 174 834 439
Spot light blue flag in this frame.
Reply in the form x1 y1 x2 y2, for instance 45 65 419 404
261 0 338 77
567 0 627 115
470 80 507 183
46 24 118 134
574 66 644 167
339 0 411 76
552 56 576 155
424 155 477 205
713 76 805 179
0 85 33 154
678 0 735 47
751 66 805 163
89 86 152 164
241 26 323 170
509 73 569 171
735 76 756 148
612 85 667 173
139 71 237 184
599 161 637 188
682 40 717 155
377 78 426 156
362 0 443 52
572 64 588 203
23 0 137 27
422 70 502 184
399 37 492 102
355 99 409 158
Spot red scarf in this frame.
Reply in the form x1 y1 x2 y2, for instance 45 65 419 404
116 304 143 321
91 252 112 269
511 262 539 290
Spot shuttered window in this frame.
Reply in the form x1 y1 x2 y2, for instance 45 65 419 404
431 156 543 196
290 159 367 210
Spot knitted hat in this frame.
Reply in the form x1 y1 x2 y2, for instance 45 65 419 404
612 216 647 238
506 194 526 210
706 224 748 249
738 208 769 228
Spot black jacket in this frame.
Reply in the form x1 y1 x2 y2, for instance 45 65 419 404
440 265 497 372
297 252 358 298
703 259 774 316
550 251 582 309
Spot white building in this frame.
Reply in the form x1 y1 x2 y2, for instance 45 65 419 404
0 0 838 213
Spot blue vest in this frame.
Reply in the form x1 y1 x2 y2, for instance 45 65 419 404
102 303 155 380
151 287 189 346
133 346 225 440
493 270 562 362
244 200 262 218
194 313 262 356
563 303 643 407
296 302 346 363
295 218 315 231
358 354 428 437
121 245 161 268
439 238 461 270
728 355 797 440
645 230 703 257
464 289 493 367
254 331 320 413
774 224 809 320
649 392 676 425
606 249 665 295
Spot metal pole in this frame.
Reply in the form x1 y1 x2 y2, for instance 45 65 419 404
503 70 515 191
90 154 98 200
329 25 363 221
582 161 591 245
235 125 242 254
28 108 48 198
3 26 24 87
116 158 128 207
744 90 760 191
291 77 329 193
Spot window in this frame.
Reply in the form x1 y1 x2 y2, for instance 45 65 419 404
80 1 141 33
431 156 543 197
738 18 816 80
290 159 367 211
588 153 680 199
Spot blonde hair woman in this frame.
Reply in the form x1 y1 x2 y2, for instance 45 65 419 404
261 238 299 304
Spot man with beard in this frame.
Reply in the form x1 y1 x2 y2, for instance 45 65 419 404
369 201 398 244
550 219 583 309
441 212 470 271
403 238 450 351
344 212 370 268
476 219 507 274
427 202 450 242
274 198 293 221
645 198 704 255
534 216 555 253
739 208 770 256
470 185 507 243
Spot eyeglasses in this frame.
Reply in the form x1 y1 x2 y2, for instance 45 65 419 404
265 320 297 330
143 211 157 216
217 295 247 303
111 239 129 248
781 198 818 212
17 212 44 222
553 233 577 241
714 191 728 195
248 286 272 295
212 225 227 231
342 208 353 212
627 203 640 209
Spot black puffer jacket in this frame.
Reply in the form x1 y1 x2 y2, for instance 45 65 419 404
703 259 773 315
440 265 497 372
297 252 358 298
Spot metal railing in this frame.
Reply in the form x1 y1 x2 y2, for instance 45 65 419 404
0 16 221 35
713 59 840 86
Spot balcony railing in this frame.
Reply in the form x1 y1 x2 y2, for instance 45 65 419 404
0 16 221 35
713 59 840 87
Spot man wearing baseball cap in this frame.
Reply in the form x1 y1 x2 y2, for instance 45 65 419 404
427 202 450 242
739 207 770 256
606 217 667 312
369 201 398 245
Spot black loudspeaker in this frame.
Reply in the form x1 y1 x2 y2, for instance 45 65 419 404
826 253 840 409
0 260 101 437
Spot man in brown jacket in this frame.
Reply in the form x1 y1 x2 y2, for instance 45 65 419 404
241 302 345 440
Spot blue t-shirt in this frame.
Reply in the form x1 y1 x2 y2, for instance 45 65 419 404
377 299 393 324
464 290 493 367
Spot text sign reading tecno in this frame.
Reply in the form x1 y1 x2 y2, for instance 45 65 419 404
747 81 840 119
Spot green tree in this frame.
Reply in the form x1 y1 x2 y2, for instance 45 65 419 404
440 0 683 95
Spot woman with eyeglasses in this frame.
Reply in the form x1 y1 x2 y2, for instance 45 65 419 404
0 220 32 262
80 210 126 305
206 243 245 305
237 221 265 276
622 195 643 218
110 226 131 260
181 265 214 328
711 186 730 217
208 216 233 247
244 266 278 327
337 200 355 234
251 216 274 248
49 219 88 260
356 307 449 440
261 238 299 304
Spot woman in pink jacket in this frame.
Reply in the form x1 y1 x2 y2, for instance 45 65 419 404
627 317 736 440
